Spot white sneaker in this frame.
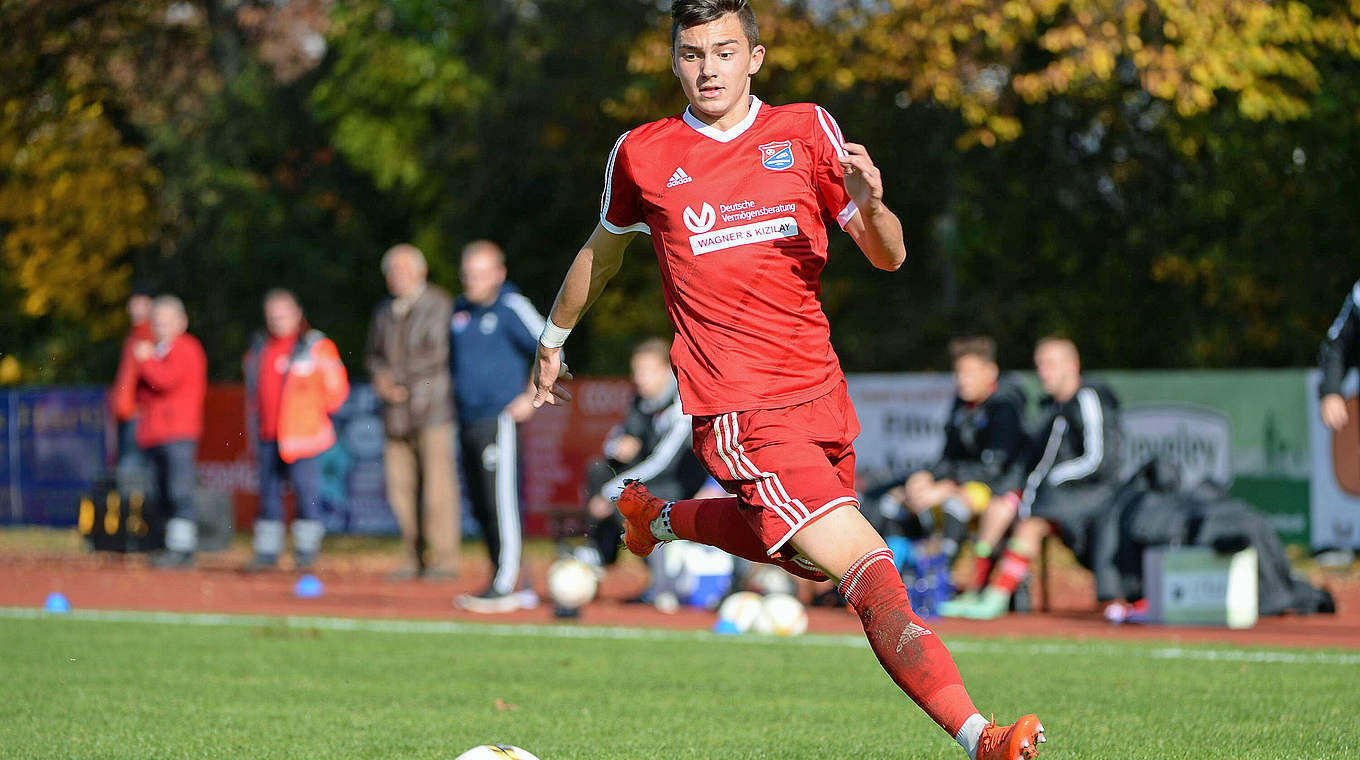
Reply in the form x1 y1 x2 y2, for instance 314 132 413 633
455 587 540 614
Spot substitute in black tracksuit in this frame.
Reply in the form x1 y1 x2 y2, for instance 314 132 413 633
901 336 1028 563
450 241 548 612
943 337 1124 618
1020 374 1123 567
581 339 708 568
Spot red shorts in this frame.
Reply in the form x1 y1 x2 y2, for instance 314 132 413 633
691 380 860 559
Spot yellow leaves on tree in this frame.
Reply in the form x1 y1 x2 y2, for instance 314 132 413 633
612 1 1359 150
0 96 160 321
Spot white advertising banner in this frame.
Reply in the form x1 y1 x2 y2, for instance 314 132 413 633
1120 403 1233 488
844 373 956 488
1307 370 1360 550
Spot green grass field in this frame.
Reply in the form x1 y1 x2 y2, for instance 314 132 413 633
3 611 1358 759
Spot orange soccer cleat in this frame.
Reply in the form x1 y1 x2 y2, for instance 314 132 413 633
976 714 1046 760
617 480 667 558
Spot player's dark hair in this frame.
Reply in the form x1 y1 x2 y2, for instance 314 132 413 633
671 0 759 49
948 336 997 365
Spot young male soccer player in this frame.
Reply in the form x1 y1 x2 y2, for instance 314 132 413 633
529 3 1045 758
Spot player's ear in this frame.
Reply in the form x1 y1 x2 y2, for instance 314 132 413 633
748 44 765 76
671 49 680 77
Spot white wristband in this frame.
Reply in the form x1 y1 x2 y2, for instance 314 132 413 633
539 320 572 349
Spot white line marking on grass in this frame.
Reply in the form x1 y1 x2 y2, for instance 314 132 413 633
3 606 1359 666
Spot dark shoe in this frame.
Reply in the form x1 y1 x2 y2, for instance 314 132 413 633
294 553 317 572
241 554 278 573
150 550 194 569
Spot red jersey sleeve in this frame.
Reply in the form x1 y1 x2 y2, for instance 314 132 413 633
599 131 651 235
812 105 858 230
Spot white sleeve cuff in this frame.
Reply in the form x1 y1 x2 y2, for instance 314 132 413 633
601 216 651 235
836 200 859 229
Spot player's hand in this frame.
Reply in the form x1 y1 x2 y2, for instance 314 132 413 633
1321 393 1350 431
132 341 154 362
839 142 884 212
531 345 573 408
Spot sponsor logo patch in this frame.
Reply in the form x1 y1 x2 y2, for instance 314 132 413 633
689 216 798 256
683 203 716 233
758 140 795 171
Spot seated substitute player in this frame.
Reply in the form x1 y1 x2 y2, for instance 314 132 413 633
943 337 1123 620
578 337 709 570
528 3 1045 758
898 336 1027 566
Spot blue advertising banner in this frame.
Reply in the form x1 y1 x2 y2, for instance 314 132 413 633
2 388 109 525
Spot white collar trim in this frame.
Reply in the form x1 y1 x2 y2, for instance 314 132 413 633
682 96 762 143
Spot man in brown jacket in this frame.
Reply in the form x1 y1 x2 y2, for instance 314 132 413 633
366 244 461 579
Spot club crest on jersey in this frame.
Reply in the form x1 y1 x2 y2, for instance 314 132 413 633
758 140 795 171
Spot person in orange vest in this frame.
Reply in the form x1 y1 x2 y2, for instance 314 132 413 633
242 289 350 571
133 295 207 568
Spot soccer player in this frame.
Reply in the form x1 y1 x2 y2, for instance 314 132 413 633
529 3 1046 757
899 336 1027 567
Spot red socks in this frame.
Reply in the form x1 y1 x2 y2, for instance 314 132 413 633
665 498 827 581
839 548 979 737
991 548 1032 594
969 551 995 592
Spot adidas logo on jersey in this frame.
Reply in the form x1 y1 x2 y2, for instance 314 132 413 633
666 167 692 187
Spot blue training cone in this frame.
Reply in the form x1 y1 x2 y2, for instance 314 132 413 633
712 619 742 635
44 592 71 614
293 574 324 599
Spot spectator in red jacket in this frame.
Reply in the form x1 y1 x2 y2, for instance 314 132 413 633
242 289 350 572
133 295 207 568
109 290 153 478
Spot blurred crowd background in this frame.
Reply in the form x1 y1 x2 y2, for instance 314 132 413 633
2 0 1359 387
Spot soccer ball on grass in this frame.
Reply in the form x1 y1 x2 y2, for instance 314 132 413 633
546 558 598 610
455 745 541 760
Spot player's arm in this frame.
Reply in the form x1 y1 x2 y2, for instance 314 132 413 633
840 142 906 272
530 224 637 408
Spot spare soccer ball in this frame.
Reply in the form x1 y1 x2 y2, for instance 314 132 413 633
715 590 764 633
742 564 798 596
753 592 808 636
546 558 598 609
454 745 541 760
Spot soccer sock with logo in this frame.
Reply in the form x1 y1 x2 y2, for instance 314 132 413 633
839 548 983 752
988 544 1033 594
660 497 827 580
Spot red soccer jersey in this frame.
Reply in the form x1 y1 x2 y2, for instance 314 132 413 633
601 97 858 416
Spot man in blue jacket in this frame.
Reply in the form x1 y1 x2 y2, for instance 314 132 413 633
451 240 548 612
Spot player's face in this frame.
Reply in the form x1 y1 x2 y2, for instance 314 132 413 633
630 352 673 400
1034 343 1080 400
671 14 765 126
264 295 302 338
953 355 998 404
460 251 506 306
